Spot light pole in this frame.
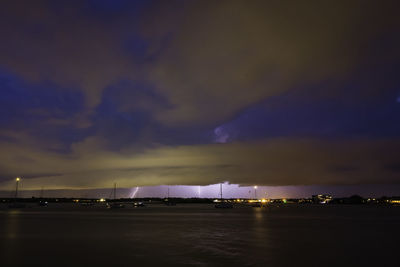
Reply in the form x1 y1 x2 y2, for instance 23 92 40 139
15 177 20 199
254 186 257 199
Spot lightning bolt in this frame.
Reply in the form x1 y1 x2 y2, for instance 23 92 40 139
130 187 139 198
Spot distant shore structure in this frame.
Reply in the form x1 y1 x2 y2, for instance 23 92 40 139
164 186 176 206
107 182 125 209
215 183 233 208
15 177 20 198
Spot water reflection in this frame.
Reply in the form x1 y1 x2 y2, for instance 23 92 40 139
2 210 21 265
5 210 21 239
0 204 399 266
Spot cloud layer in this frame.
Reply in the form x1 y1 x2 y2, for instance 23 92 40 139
1 138 399 190
0 0 400 190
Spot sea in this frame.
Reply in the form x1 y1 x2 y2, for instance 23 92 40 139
0 203 399 266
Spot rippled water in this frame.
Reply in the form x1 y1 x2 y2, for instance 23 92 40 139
0 204 399 266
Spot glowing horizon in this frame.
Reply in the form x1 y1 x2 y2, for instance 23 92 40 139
2 183 400 199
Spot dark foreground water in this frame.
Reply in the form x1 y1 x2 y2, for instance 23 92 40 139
0 203 399 267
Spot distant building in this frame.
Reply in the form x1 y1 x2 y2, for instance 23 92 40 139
312 194 332 204
390 198 400 205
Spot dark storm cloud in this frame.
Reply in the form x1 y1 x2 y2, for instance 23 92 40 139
2 0 399 125
0 0 144 110
148 0 400 125
0 0 400 189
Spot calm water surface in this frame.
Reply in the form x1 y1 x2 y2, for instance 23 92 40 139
0 204 399 266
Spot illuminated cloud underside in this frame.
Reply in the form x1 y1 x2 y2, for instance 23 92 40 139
0 0 399 195
1 138 399 190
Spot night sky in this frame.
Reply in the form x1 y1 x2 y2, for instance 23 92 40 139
1 0 400 197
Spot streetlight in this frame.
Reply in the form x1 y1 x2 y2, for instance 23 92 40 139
254 186 257 199
15 177 21 198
